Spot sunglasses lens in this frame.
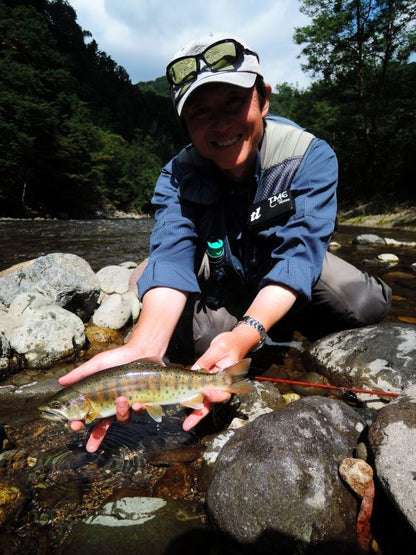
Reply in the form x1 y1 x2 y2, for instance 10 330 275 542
204 41 238 69
167 40 243 86
168 57 197 85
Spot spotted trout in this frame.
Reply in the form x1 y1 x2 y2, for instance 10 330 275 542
39 358 253 424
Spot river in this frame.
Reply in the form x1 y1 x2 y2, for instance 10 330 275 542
1 217 416 321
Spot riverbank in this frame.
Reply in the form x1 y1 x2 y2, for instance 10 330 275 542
2 204 415 230
338 204 416 232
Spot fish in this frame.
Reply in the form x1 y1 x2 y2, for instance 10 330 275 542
39 357 253 424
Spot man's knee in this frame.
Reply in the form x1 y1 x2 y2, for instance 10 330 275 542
311 252 392 329
341 276 392 327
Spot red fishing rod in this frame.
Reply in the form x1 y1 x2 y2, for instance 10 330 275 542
253 375 400 398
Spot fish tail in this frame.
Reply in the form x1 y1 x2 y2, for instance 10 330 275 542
224 358 251 378
229 379 255 394
225 358 255 394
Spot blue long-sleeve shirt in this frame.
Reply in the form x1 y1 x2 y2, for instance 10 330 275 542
138 115 338 304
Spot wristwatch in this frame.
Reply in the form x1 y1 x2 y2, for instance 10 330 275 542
234 316 267 352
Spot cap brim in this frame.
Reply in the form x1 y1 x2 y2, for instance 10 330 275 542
175 71 257 116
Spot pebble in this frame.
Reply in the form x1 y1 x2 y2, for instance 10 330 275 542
339 457 374 498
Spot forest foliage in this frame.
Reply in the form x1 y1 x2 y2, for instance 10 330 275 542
0 0 415 218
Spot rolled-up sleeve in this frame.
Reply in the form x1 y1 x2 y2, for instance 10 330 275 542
259 139 338 300
138 163 201 300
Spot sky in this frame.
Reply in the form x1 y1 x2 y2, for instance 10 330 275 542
65 0 312 89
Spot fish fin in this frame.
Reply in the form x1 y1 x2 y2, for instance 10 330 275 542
84 408 101 424
145 404 164 422
225 358 252 378
228 379 255 395
181 393 205 410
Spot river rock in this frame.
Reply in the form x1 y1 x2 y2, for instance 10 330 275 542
92 291 140 330
0 482 25 526
305 322 416 408
368 384 416 532
95 265 133 295
206 396 365 554
85 325 124 357
0 332 11 371
203 380 285 466
377 253 399 265
354 234 386 245
61 496 214 555
0 292 85 368
0 253 100 321
339 458 373 498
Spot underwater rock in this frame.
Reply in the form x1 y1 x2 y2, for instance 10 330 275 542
85 325 124 357
0 481 25 526
152 462 193 499
61 496 214 555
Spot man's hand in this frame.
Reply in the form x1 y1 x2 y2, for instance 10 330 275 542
59 345 148 452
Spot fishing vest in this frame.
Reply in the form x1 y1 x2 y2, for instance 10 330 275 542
248 116 315 231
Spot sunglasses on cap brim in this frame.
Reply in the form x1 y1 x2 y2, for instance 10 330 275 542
166 38 259 88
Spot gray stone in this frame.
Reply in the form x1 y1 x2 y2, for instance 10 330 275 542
206 396 365 553
95 265 133 295
305 323 416 408
354 234 386 245
92 292 136 330
0 292 85 368
203 381 286 466
369 384 416 531
0 253 100 321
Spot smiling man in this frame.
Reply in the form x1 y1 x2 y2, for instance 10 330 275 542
60 33 391 451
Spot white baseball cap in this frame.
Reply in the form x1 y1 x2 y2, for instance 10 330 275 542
167 32 263 116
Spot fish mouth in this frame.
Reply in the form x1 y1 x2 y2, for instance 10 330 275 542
39 407 68 422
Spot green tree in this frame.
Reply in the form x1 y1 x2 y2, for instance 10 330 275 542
0 0 185 217
293 0 416 205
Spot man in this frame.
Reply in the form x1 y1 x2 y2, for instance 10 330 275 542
60 33 391 451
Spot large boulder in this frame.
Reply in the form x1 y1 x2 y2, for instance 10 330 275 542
0 253 100 321
368 384 416 532
0 292 85 368
206 396 365 554
305 323 416 408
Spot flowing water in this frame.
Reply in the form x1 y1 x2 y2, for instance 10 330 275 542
1 217 415 319
0 218 415 553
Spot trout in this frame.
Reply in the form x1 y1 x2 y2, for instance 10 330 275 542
39 358 253 424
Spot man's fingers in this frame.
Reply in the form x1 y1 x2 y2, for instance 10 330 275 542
182 398 212 431
85 417 113 453
202 388 231 403
116 396 130 424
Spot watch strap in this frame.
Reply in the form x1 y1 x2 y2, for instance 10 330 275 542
234 316 266 352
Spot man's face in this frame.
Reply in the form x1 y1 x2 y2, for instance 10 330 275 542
182 82 271 182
